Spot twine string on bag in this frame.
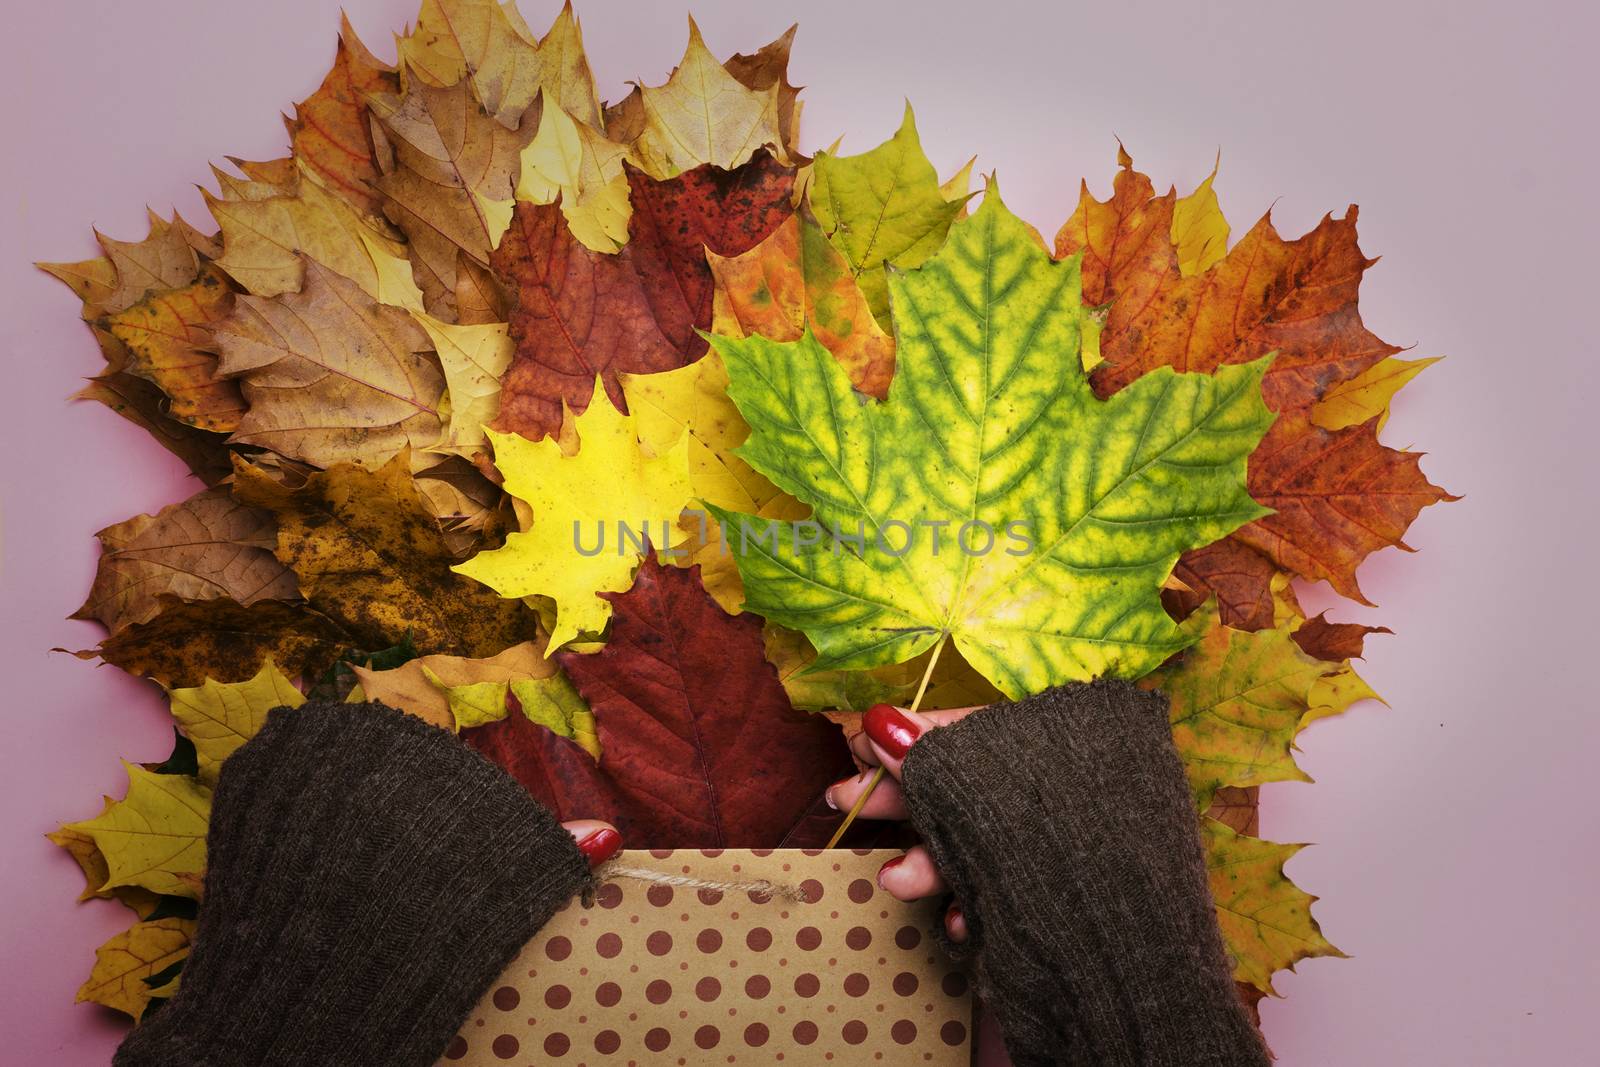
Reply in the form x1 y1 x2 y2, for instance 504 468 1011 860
593 860 814 903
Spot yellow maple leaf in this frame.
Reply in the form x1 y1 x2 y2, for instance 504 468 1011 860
145 971 182 1001
1148 606 1379 808
411 312 514 455
424 668 596 755
510 675 598 756
939 154 979 214
1172 158 1230 276
453 378 694 649
1304 667 1386 728
620 351 806 614
357 227 429 311
352 639 553 728
77 917 196 1019
516 94 634 252
46 806 161 915
66 765 211 899
428 671 509 729
628 18 790 179
351 641 599 756
807 104 965 329
1204 818 1345 994
166 659 304 783
1310 355 1443 432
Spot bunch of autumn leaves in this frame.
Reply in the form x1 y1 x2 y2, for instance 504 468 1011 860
43 0 1450 1029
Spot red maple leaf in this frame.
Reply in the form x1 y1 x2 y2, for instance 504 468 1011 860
465 560 855 847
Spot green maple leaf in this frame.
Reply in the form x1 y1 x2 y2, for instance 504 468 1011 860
809 103 966 329
1203 818 1345 993
707 188 1275 699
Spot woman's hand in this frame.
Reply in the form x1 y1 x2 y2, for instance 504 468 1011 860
825 702 981 943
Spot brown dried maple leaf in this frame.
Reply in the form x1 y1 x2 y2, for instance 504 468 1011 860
1234 414 1457 604
102 270 242 432
1090 204 1399 413
73 486 297 635
371 79 536 314
210 259 445 469
232 453 540 657
286 15 398 219
1054 145 1178 334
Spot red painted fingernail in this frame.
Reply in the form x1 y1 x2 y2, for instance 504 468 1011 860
576 827 621 867
945 905 965 936
863 703 920 760
877 855 906 887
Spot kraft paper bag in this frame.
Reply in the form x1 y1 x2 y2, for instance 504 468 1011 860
442 849 974 1064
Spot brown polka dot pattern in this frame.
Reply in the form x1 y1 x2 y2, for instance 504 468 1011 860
442 850 970 1065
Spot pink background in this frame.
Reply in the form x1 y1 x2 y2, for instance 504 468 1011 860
2 0 1593 1061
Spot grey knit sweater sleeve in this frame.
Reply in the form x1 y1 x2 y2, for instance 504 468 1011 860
899 679 1270 1067
114 699 594 1067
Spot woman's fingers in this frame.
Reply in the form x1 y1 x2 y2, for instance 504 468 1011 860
876 844 948 901
945 904 969 943
837 702 982 814
858 704 981 780
827 767 910 820
562 820 621 867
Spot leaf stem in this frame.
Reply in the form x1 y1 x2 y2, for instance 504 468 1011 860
825 635 947 849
